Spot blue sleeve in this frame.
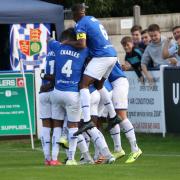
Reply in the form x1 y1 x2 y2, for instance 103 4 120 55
168 43 178 56
48 40 61 53
75 21 87 34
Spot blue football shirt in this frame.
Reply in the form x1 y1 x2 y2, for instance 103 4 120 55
48 40 89 92
104 79 113 92
108 62 126 83
41 50 55 92
75 16 117 57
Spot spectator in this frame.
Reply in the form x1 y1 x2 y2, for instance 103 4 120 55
141 29 151 48
121 36 144 84
141 29 153 67
162 26 180 66
141 24 176 84
130 25 146 50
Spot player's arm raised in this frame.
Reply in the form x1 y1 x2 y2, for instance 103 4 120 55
62 32 87 49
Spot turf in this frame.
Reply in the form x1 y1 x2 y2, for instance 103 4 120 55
0 133 180 180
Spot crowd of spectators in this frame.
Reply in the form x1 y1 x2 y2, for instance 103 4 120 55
120 24 180 84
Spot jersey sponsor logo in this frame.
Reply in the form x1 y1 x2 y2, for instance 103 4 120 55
77 33 86 40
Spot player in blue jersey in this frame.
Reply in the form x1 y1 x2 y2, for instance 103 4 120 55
63 3 120 135
48 28 88 165
108 62 142 163
39 50 63 166
49 28 115 165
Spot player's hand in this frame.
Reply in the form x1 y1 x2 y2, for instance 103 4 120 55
121 64 129 71
121 64 126 71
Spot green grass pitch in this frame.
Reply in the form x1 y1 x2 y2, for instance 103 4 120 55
0 133 180 180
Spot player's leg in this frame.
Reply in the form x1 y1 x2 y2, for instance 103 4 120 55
77 134 94 164
86 126 115 164
83 116 115 163
118 110 142 163
50 89 65 166
103 85 125 159
109 123 125 159
59 115 69 149
95 78 121 130
58 116 69 164
41 119 52 165
39 92 52 165
80 91 115 164
51 119 63 165
75 57 117 135
94 57 122 129
89 90 102 160
112 77 142 163
65 91 81 165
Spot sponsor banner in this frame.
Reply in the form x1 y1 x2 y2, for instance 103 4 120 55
0 73 35 136
125 70 166 133
163 67 180 132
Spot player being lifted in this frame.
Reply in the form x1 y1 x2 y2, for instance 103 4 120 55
63 3 120 135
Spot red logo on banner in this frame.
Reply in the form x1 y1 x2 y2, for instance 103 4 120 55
30 29 41 42
19 40 30 56
16 78 24 87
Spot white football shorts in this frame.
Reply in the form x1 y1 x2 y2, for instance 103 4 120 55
111 77 129 110
51 88 81 122
39 91 52 119
84 57 117 80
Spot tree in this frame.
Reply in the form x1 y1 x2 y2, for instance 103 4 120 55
46 0 180 18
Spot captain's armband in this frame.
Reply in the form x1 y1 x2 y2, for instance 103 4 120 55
77 33 86 40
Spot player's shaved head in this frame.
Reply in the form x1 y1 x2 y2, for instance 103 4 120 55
71 3 88 22
71 3 86 12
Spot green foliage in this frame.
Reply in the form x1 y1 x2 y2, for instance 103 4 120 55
61 0 180 18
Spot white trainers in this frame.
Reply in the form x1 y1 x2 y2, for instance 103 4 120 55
107 156 116 164
94 155 115 164
79 158 94 165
